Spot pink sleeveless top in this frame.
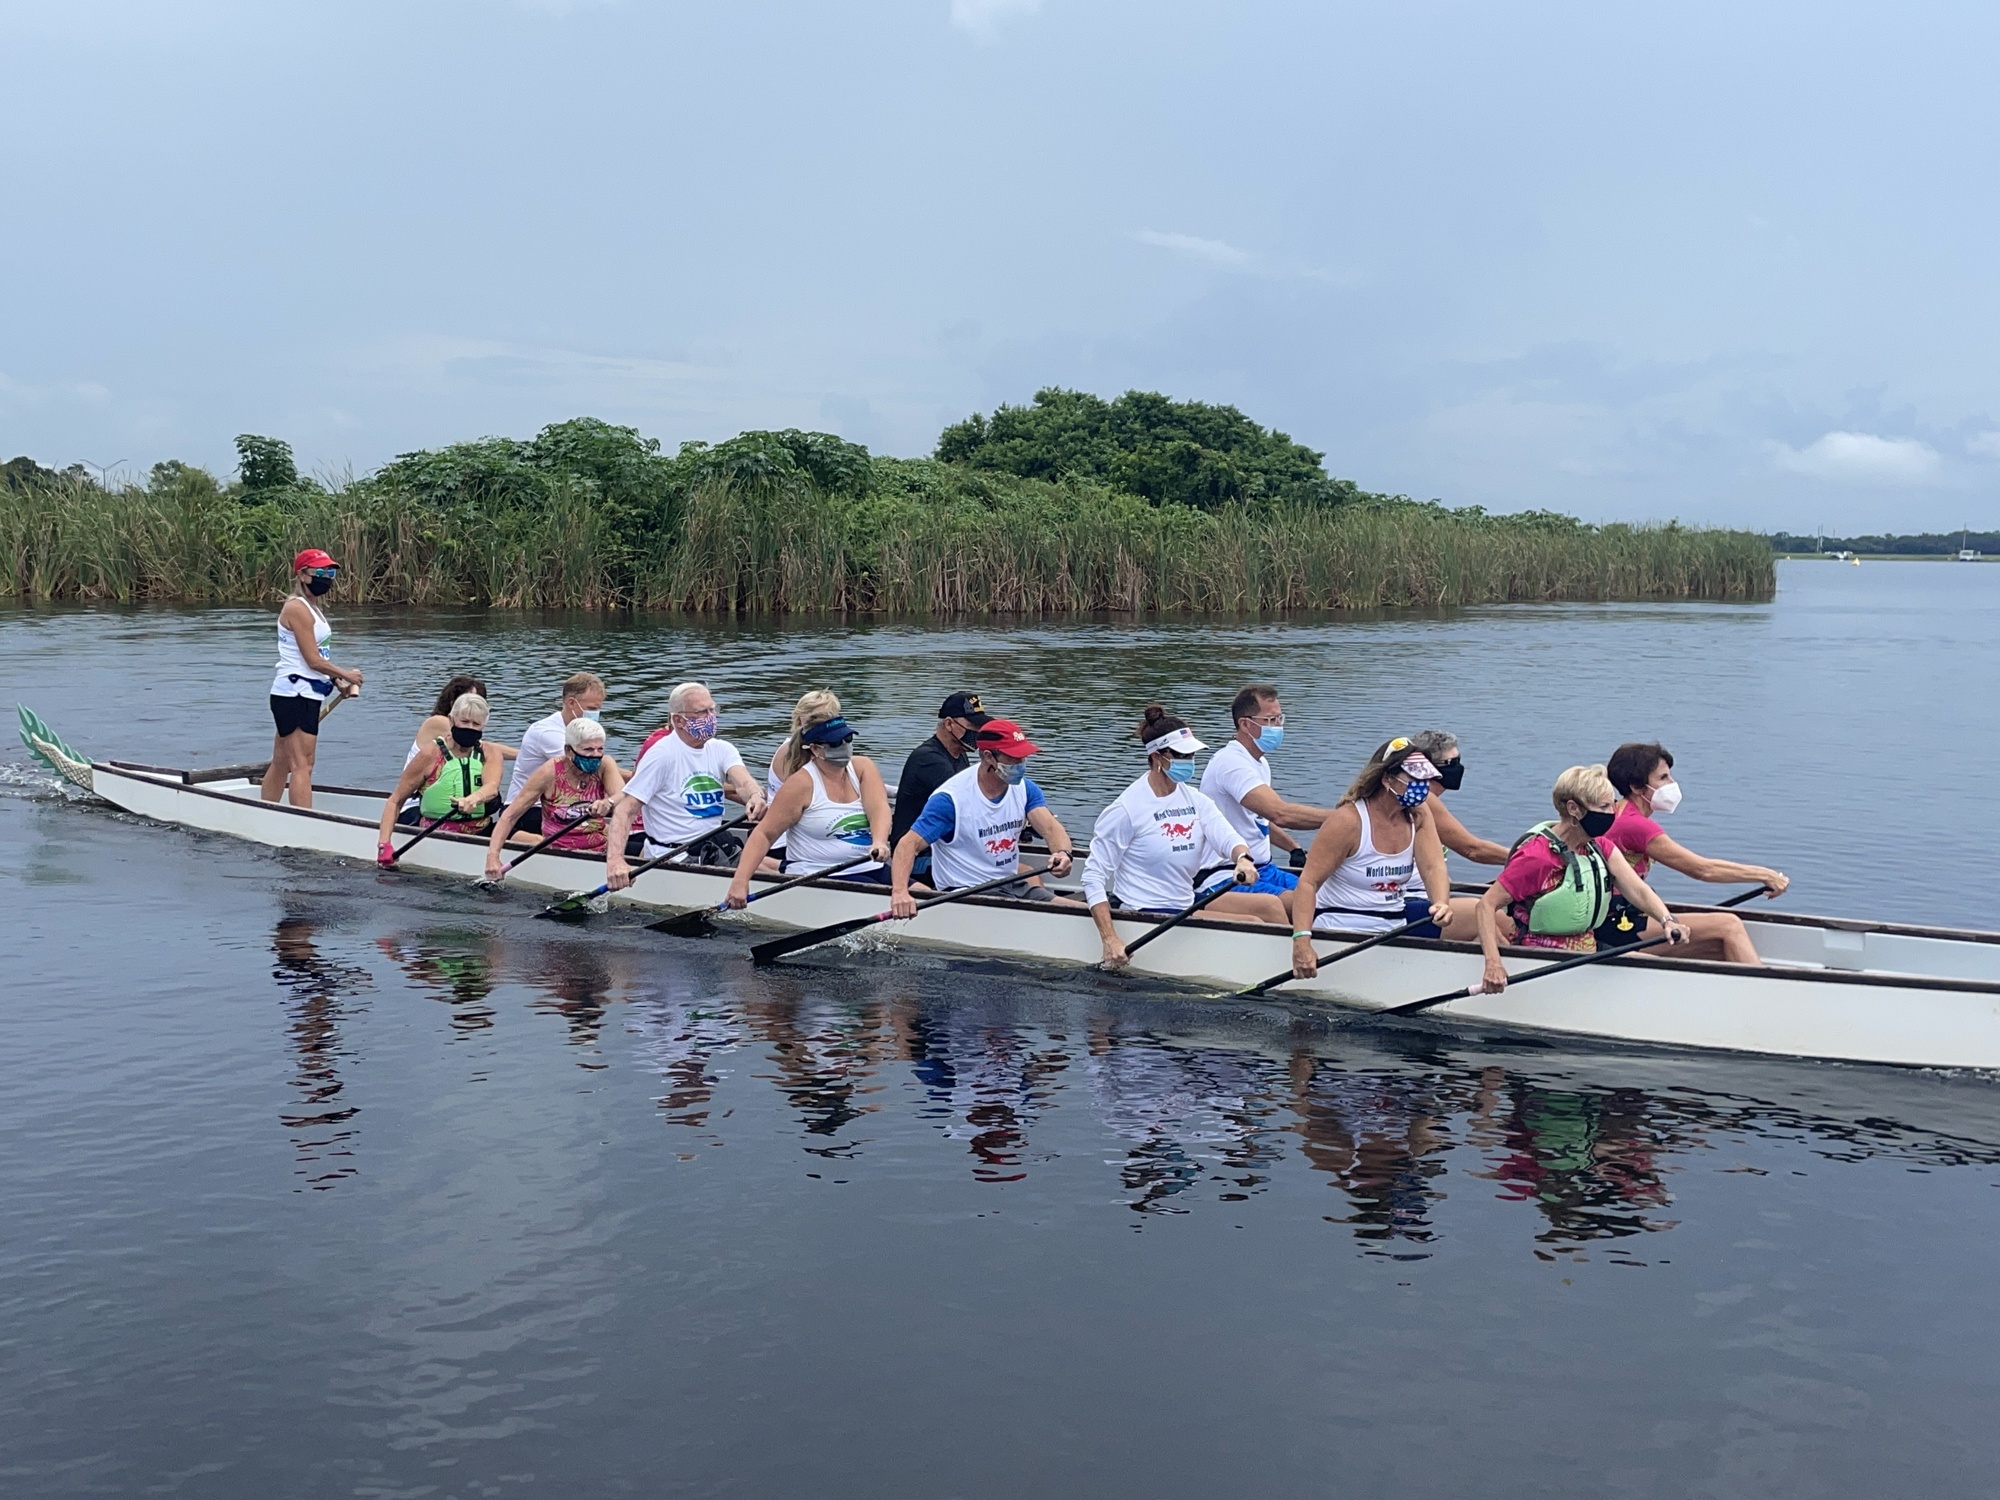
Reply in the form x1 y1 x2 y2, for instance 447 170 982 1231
544 757 608 851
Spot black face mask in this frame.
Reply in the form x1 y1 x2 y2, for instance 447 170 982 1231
305 574 334 596
450 724 483 749
1579 808 1617 838
1438 759 1465 792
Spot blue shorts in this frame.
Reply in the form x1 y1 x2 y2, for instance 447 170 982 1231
1201 861 1299 897
1402 895 1441 939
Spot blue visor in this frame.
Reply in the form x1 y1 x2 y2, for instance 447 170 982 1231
800 716 855 745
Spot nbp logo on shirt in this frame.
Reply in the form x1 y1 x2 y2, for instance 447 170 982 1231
682 772 725 819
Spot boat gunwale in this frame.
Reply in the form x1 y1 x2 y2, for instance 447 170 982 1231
92 759 2000 997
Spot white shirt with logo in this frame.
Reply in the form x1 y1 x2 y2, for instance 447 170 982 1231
1199 739 1275 866
1082 775 1243 914
920 765 1034 890
621 734 745 850
507 710 568 803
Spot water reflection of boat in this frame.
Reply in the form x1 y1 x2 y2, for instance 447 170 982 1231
61 753 2000 1071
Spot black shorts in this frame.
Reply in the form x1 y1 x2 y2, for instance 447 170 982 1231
506 803 543 836
1594 898 1647 950
269 694 322 737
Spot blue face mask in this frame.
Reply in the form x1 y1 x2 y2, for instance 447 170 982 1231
579 708 600 721
1166 758 1198 785
573 753 603 775
1397 778 1431 810
993 758 1026 785
1256 725 1284 754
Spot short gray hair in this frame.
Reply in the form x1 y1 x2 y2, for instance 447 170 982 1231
1409 729 1459 759
449 692 489 725
564 716 605 751
668 681 709 715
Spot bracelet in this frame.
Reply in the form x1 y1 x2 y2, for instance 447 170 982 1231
1292 929 1313 939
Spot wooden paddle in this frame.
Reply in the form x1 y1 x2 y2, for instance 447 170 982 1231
1108 863 1237 967
1233 916 1432 998
749 861 1051 967
536 814 746 921
647 851 879 936
1384 932 1674 1016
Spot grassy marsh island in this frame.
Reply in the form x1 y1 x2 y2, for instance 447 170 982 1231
1 389 1774 613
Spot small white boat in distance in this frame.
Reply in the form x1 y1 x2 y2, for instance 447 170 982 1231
19 708 2000 1073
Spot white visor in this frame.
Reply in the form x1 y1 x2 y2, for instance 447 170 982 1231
1144 726 1206 755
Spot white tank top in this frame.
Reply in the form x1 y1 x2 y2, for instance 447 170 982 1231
271 598 332 698
1313 800 1417 933
926 765 1028 890
782 762 879 875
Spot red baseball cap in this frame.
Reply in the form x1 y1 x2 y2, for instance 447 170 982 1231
975 719 1039 758
294 548 339 571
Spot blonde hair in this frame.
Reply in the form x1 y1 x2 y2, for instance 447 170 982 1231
773 689 841 780
561 671 604 701
449 692 489 725
1551 763 1615 817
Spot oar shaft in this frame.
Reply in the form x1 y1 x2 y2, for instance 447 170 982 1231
750 861 1049 966
1242 917 1427 996
1386 933 1673 1016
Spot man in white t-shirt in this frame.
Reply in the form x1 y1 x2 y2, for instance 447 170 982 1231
605 681 767 885
505 670 607 825
1198 685 1333 910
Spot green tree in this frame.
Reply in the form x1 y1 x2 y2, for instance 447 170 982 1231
235 434 298 495
936 387 1353 508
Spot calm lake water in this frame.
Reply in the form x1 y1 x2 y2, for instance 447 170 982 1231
4 560 1999 1497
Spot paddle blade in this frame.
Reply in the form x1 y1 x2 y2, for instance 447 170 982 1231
749 915 881 967
16 704 95 793
646 906 721 937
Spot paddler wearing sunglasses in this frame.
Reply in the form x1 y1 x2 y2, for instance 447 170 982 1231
260 548 364 810
724 713 894 902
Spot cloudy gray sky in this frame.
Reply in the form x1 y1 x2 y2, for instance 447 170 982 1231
3 0 1996 532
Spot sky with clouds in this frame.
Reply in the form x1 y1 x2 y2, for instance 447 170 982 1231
3 0 1996 532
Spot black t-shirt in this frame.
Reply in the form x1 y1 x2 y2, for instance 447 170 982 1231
891 734 968 846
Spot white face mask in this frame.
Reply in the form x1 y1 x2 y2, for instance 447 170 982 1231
1650 779 1682 815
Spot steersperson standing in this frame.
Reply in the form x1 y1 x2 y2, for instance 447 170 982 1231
889 691 992 855
888 719 1076 914
604 681 768 888
505 671 607 832
261 548 363 809
1198 685 1333 916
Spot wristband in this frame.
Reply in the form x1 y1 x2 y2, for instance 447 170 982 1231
1292 929 1313 939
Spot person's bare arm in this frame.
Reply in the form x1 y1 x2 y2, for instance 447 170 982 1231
486 764 550 875
724 763 767 820
1412 808 1453 927
1429 797 1509 865
1476 883 1511 991
376 753 434 846
1289 805 1362 977
727 774 811 903
1025 806 1074 877
599 756 626 806
1239 784 1334 832
1643 833 1787 894
889 830 932 917
604 794 642 888
856 758 893 864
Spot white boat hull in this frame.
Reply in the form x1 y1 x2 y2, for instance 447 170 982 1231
86 759 2000 1072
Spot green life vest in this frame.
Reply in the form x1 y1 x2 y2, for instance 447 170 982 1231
1509 821 1612 937
420 746 487 821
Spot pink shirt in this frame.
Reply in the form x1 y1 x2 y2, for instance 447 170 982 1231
1498 834 1616 906
1605 802 1664 878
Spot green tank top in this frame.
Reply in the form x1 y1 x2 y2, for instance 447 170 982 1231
420 747 487 820
1511 821 1613 937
